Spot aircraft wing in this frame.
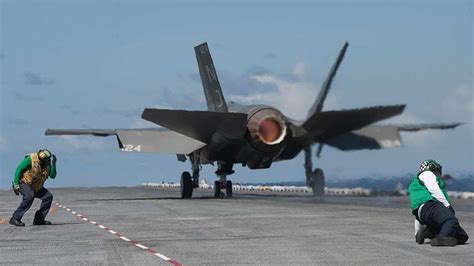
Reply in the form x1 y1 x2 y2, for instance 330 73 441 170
320 125 402 151
394 123 464 132
320 122 463 151
45 128 206 154
303 104 406 140
45 129 118 137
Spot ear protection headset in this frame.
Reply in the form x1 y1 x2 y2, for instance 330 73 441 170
420 159 442 176
37 149 52 161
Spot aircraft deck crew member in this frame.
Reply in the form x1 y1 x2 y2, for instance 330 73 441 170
9 149 57 226
409 159 468 246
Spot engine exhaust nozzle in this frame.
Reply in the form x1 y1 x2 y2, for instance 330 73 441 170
257 116 287 145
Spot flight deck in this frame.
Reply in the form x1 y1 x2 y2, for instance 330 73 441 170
1 187 472 265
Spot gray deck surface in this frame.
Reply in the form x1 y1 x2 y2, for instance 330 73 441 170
1 187 472 265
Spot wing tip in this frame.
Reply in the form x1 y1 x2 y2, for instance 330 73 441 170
446 122 465 129
396 122 465 132
194 42 208 49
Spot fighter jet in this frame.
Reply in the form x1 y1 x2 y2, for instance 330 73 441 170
46 42 462 198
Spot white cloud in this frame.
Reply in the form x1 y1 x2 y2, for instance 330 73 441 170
0 136 6 150
129 102 175 129
382 84 473 148
228 63 343 120
441 85 474 131
293 62 306 79
403 129 446 148
383 113 426 125
130 118 159 128
383 113 439 147
442 85 473 114
57 136 104 151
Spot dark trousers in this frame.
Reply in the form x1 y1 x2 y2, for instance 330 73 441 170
420 200 469 244
12 183 53 221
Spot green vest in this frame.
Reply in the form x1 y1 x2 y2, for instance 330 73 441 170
409 171 451 215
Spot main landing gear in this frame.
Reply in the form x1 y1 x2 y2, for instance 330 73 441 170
181 151 203 199
213 162 234 198
180 170 202 199
304 146 326 196
309 168 325 196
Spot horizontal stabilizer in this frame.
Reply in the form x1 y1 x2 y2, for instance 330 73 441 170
304 105 406 140
45 128 206 154
142 109 248 143
322 125 401 151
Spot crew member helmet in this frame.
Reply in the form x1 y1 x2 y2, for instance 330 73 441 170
38 149 52 162
419 159 442 176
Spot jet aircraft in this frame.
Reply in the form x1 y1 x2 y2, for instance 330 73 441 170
46 42 462 198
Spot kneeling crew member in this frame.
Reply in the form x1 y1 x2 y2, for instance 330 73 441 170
409 159 468 246
10 149 57 226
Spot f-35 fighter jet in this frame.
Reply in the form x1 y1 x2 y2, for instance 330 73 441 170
46 42 462 198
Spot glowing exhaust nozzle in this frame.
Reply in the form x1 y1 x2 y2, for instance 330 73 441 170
247 108 289 152
257 116 287 145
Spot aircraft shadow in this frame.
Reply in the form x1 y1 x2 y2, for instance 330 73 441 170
76 196 218 201
75 193 322 202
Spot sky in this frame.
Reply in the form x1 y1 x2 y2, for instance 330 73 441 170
0 0 472 189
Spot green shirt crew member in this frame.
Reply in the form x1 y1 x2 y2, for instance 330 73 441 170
10 149 58 226
408 160 468 246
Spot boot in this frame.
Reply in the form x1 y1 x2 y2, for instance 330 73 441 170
430 236 457 247
9 217 25 226
33 212 52 225
33 219 52 225
416 225 435 244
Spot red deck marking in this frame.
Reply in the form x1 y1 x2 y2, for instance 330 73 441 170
53 202 181 265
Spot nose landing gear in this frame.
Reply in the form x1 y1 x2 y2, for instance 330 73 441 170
214 177 233 198
214 162 234 198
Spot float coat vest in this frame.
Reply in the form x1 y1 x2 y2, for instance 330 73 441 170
409 171 451 215
21 153 50 192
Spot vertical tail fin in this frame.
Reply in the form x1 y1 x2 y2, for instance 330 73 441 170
306 42 349 119
194 42 228 112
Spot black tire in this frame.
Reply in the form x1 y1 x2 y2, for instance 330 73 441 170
226 180 233 198
214 181 221 198
181 171 193 198
312 168 325 197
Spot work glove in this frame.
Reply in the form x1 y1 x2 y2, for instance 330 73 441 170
51 154 57 164
448 206 455 216
12 185 20 196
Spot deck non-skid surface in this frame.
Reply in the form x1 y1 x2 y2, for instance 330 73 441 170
1 187 473 265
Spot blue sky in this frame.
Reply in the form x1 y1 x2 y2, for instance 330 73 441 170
0 0 472 189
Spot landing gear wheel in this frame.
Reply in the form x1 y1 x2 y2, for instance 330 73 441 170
214 181 221 198
311 168 325 197
181 171 193 199
225 180 233 198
